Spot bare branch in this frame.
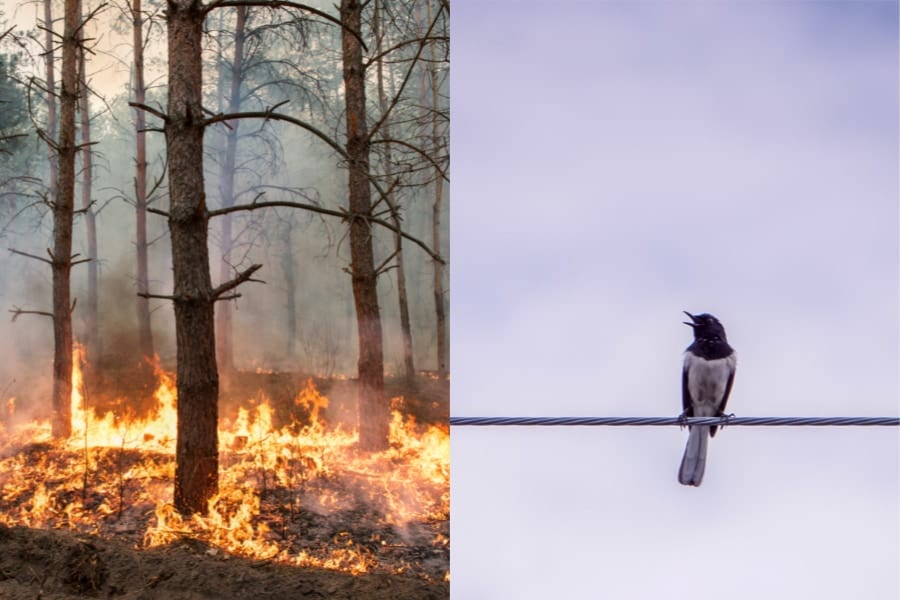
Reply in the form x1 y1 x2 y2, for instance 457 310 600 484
366 4 443 143
209 198 341 220
209 200 444 263
364 35 448 69
137 292 177 301
145 154 169 205
147 230 169 247
213 263 264 300
203 0 368 52
9 248 54 265
128 101 168 122
74 140 100 151
371 138 448 181
373 248 400 276
10 306 55 322
203 108 347 160
73 2 109 41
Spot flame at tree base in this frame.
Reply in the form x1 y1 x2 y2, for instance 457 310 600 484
0 346 449 581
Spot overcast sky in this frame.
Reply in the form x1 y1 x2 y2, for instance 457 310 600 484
450 2 899 599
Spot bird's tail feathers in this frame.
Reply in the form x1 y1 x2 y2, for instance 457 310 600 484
678 425 709 487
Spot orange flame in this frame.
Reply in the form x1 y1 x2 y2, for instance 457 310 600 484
0 345 449 580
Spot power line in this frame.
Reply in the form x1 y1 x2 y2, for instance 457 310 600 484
449 416 900 427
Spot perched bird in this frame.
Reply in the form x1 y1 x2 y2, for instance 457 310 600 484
678 311 736 487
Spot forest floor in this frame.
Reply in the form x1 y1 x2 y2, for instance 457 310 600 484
0 523 447 599
0 369 450 600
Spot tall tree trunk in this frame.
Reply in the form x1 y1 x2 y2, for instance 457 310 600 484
374 0 415 387
133 0 154 364
279 219 297 359
340 0 388 451
44 0 58 204
78 5 99 366
51 0 80 439
167 0 219 515
427 0 448 376
215 5 247 376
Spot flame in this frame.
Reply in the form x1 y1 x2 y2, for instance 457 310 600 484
69 344 178 452
0 345 449 580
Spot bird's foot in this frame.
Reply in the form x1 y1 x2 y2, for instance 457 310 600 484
677 411 690 430
720 412 735 429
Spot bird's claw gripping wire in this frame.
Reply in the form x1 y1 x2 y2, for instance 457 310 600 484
719 412 735 430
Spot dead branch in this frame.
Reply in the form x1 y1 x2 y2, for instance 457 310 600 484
34 127 60 151
208 199 444 263
370 138 448 182
137 292 177 301
9 306 54 322
212 263 264 300
202 0 368 52
202 108 347 160
201 110 405 221
8 248 53 265
364 35 449 69
128 102 168 123
73 2 109 41
73 139 101 151
366 5 443 144
0 132 28 144
147 230 169 247
144 154 169 205
373 248 400 276
209 198 342 220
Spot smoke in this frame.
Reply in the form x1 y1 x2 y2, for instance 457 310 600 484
0 3 449 427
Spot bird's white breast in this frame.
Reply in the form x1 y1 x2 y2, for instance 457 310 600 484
684 352 737 414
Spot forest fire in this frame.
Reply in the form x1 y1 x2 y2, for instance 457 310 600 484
0 346 449 581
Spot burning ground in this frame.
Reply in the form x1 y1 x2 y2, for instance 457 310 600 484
0 349 449 598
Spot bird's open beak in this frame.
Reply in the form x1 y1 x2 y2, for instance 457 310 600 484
682 310 697 327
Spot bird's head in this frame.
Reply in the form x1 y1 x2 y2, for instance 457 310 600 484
683 311 728 342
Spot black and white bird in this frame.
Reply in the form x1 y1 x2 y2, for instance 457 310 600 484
678 311 736 487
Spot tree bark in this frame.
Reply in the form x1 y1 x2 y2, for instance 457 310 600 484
215 5 247 376
341 0 388 451
78 2 99 366
167 0 219 515
374 0 415 387
427 0 448 376
43 0 58 206
133 0 154 363
279 219 297 358
51 0 80 438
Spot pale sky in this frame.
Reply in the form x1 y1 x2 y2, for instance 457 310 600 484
451 2 899 599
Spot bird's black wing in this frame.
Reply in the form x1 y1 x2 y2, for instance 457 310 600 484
681 362 693 417
710 363 736 438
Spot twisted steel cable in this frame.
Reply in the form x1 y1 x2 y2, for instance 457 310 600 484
449 416 900 427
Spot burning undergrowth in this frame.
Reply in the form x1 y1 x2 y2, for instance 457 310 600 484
0 347 449 587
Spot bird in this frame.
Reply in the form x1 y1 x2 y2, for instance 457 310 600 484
678 311 736 487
